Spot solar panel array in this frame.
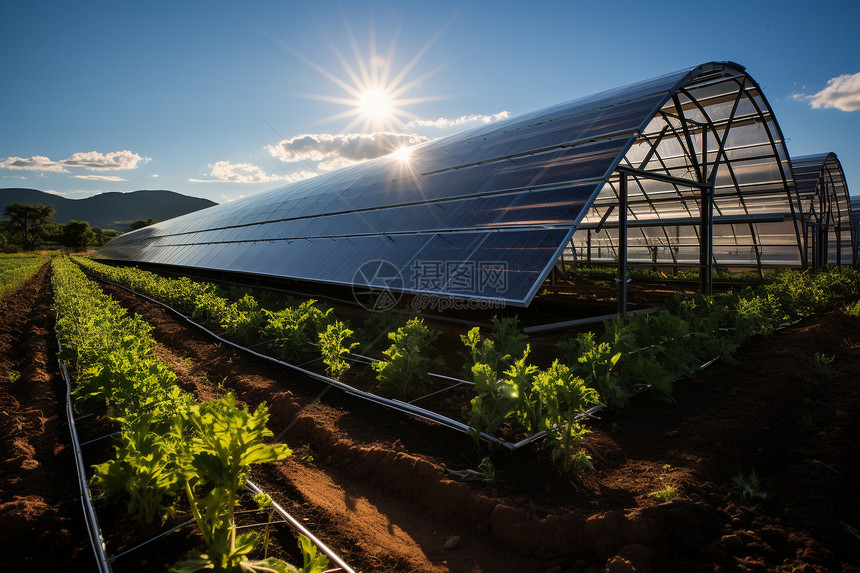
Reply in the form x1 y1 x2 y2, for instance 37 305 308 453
98 61 820 304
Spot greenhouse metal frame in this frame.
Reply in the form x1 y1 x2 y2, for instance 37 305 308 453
791 153 855 268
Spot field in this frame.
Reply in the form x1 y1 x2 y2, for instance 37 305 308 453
1 256 859 572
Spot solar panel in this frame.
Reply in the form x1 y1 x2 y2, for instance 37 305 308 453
99 61 804 305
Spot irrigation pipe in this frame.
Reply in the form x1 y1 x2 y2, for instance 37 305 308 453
80 269 528 449
57 336 113 573
78 264 734 452
107 518 196 563
58 324 351 572
245 480 354 573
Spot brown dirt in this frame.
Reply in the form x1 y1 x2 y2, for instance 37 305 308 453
87 275 860 573
6 264 860 573
0 263 92 570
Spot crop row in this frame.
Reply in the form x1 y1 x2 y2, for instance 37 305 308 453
52 257 327 573
74 257 860 472
0 253 54 299
462 266 860 468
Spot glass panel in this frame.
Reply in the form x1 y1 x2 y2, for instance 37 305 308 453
401 232 487 292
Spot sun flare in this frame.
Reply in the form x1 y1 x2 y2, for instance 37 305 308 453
359 89 394 121
392 146 411 162
282 16 451 135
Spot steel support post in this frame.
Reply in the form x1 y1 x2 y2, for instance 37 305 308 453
819 225 827 266
617 172 628 317
587 229 592 264
854 225 859 269
836 227 842 267
802 220 809 270
811 224 819 270
699 184 714 295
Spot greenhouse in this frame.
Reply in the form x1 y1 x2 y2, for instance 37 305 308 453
97 61 852 307
790 153 855 267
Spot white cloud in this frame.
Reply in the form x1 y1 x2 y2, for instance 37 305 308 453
0 149 150 172
62 190 103 198
266 132 430 170
795 72 860 112
188 160 316 184
0 155 69 172
406 111 510 129
62 150 149 170
150 173 160 178
45 188 101 198
74 175 127 182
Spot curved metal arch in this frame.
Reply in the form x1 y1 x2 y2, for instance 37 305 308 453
791 153 854 267
573 63 804 273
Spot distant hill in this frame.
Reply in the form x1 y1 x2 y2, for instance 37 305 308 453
0 188 217 230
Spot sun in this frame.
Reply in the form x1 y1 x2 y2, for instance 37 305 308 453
280 16 451 135
359 89 394 121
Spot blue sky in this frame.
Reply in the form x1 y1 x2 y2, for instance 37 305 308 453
2 0 859 205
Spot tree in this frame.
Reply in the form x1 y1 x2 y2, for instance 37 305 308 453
2 203 56 250
129 218 157 230
62 220 97 251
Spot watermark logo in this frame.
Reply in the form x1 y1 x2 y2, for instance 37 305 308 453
351 259 403 311
408 294 505 312
411 260 508 294
352 258 509 312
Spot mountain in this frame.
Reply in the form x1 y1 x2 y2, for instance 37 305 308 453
0 188 217 230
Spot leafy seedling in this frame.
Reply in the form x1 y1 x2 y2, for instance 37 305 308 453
649 464 677 502
732 469 768 501
810 352 836 380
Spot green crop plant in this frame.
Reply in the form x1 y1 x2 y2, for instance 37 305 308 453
648 464 678 502
92 412 183 525
263 300 319 363
55 259 315 569
533 361 599 472
318 320 359 380
572 334 626 408
305 302 334 336
173 394 292 572
461 327 501 379
460 315 527 380
191 291 230 325
0 255 48 300
626 352 674 399
253 493 275 560
505 346 542 433
219 294 265 344
732 469 768 501
468 361 518 436
373 318 442 399
297 535 330 573
810 352 836 380
649 487 677 502
490 315 527 365
844 300 860 318
732 292 783 340
53 258 191 422
478 456 496 482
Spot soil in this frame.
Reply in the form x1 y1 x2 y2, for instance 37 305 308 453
0 263 92 570
3 265 860 572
